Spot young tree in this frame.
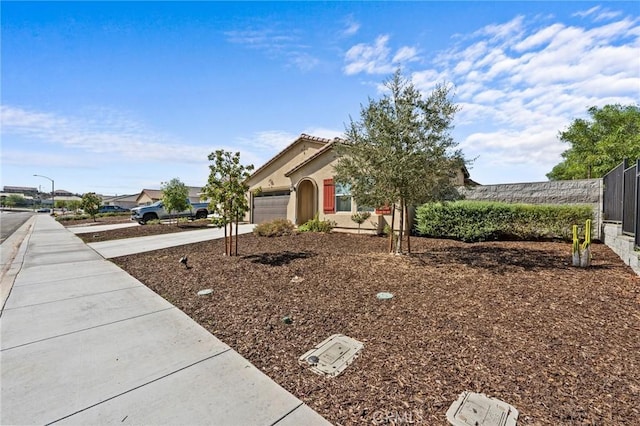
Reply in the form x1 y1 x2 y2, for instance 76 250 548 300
81 192 101 221
547 104 640 180
4 194 25 209
202 150 254 256
335 69 466 254
67 199 82 214
55 200 68 211
161 178 190 226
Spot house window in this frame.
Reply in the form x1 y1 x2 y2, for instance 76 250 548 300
335 182 352 212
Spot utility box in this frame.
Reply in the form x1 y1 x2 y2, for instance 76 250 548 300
299 334 363 377
446 391 518 426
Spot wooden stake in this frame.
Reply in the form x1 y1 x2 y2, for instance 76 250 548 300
389 203 396 253
405 204 411 254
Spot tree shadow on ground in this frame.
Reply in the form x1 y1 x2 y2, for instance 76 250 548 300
243 251 316 266
409 245 614 273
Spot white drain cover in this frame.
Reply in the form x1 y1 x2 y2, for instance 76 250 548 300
446 391 518 426
376 292 393 300
299 334 363 377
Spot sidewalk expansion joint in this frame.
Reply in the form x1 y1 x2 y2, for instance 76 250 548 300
269 402 305 426
2 285 144 311
11 269 121 288
1 306 176 351
45 348 233 425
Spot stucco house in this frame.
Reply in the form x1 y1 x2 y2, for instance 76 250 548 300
245 133 472 233
135 187 203 206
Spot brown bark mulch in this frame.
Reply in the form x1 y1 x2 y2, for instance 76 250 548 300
111 233 640 425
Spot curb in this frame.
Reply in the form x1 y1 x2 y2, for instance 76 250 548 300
0 215 36 314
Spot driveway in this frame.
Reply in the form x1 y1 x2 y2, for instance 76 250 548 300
88 224 255 258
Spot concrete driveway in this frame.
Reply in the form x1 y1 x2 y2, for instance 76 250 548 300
87 224 255 258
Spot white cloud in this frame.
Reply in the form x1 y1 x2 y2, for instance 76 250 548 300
573 6 601 19
392 46 419 63
513 23 564 52
342 16 360 36
477 15 525 42
573 6 622 22
225 27 320 71
344 35 420 75
0 106 211 164
418 9 640 182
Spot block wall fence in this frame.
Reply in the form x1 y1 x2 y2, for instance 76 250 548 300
459 179 604 240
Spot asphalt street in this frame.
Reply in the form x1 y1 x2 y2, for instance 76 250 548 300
0 211 34 244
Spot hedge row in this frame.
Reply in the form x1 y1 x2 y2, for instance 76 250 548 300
415 201 593 242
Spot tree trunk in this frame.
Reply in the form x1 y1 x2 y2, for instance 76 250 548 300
389 203 396 253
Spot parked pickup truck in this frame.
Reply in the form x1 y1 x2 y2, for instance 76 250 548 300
131 200 210 224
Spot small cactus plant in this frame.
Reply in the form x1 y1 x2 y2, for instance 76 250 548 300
572 219 592 267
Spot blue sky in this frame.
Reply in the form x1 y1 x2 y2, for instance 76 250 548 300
2 1 639 196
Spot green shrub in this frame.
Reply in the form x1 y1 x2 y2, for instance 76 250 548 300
253 218 296 237
415 201 593 242
298 215 335 233
56 214 90 222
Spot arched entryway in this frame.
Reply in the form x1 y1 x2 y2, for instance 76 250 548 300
296 179 316 225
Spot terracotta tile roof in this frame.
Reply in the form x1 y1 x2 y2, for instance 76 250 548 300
248 133 332 183
284 137 345 177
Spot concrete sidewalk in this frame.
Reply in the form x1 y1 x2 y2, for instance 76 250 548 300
0 215 330 425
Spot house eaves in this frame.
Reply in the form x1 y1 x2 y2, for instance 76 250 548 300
284 138 345 177
248 133 332 183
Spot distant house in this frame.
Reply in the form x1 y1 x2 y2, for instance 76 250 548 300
101 194 139 210
135 187 203 206
245 133 473 232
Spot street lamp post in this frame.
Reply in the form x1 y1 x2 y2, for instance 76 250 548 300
33 174 55 214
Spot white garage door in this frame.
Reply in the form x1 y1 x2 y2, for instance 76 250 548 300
252 191 290 224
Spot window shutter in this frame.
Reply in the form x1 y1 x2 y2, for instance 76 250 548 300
375 205 392 215
323 179 335 213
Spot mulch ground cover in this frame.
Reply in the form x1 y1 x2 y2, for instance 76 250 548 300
111 232 639 425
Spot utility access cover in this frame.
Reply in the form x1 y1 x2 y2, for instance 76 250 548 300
446 391 518 426
299 334 363 377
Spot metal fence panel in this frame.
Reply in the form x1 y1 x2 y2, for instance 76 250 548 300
622 163 637 235
603 160 627 222
636 160 640 248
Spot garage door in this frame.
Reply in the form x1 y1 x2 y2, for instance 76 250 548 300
252 191 290 224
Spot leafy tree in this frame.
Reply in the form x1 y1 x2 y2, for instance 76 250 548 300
161 178 190 226
4 194 25 209
335 69 466 254
202 150 254 256
67 199 82 213
81 192 101 221
547 104 640 180
55 200 68 210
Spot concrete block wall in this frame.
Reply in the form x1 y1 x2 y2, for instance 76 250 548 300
603 223 640 275
460 179 603 239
